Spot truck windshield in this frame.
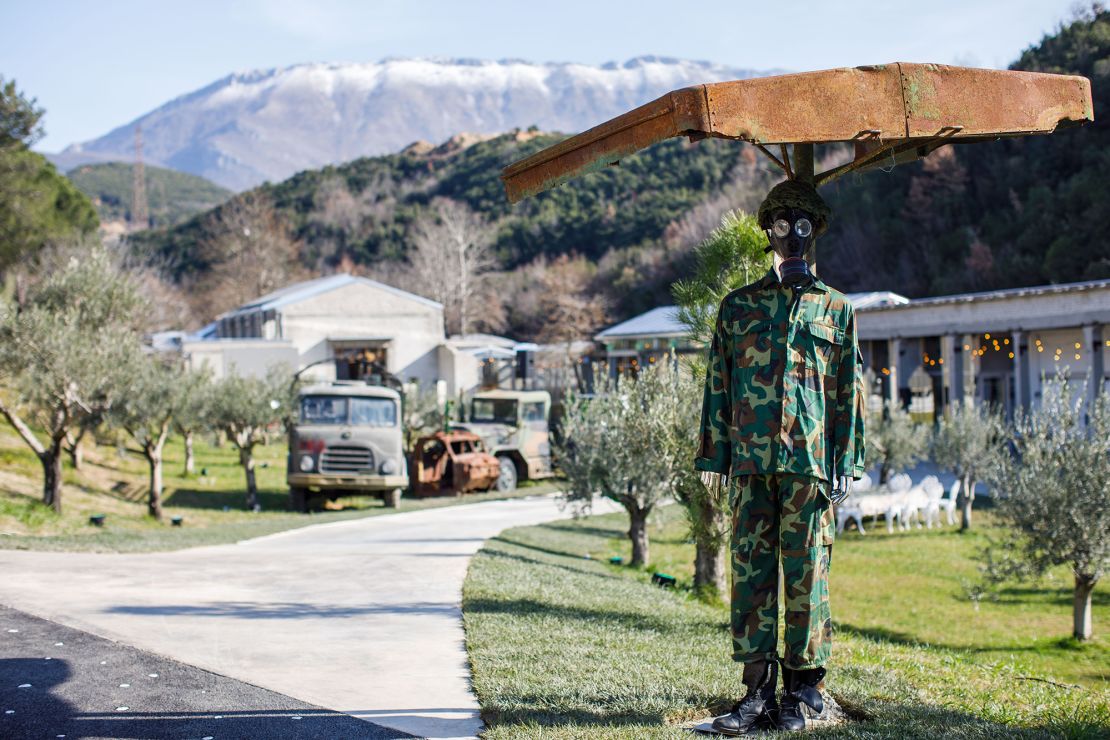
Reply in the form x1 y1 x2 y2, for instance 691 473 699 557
299 396 396 427
471 398 517 425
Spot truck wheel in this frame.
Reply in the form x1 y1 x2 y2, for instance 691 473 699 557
289 487 308 513
384 488 402 509
496 456 518 492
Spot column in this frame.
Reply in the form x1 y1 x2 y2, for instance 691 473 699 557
887 337 901 406
1084 324 1105 404
961 334 978 406
940 334 957 417
1012 330 1031 414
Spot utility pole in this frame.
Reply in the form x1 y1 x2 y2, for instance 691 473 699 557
131 124 149 231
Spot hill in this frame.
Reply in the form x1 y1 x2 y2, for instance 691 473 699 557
131 9 1109 337
66 162 231 229
49 57 773 191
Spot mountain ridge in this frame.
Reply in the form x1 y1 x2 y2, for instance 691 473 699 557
49 56 777 191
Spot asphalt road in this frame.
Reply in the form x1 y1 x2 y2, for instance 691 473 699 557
0 604 408 740
0 493 616 739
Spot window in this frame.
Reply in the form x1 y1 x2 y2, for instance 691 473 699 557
471 399 517 425
350 397 397 427
522 401 545 422
300 396 348 425
298 396 396 427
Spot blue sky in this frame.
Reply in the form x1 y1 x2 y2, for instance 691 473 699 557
2 0 1081 152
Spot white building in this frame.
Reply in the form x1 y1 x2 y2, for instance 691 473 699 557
856 279 1110 418
180 274 482 394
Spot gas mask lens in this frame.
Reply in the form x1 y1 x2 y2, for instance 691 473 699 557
794 218 813 238
772 219 792 238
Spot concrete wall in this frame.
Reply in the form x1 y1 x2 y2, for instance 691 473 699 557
279 281 445 385
182 339 298 380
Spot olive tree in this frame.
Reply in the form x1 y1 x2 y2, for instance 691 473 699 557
671 209 769 598
112 357 206 520
866 400 930 483
932 401 1007 530
206 366 294 512
556 364 689 567
0 246 141 512
983 378 1110 641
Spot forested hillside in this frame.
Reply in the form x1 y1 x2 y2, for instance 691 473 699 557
131 8 1109 337
67 162 231 229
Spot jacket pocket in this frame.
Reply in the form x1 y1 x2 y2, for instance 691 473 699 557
735 320 772 368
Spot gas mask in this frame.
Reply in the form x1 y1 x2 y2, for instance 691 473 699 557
767 207 816 288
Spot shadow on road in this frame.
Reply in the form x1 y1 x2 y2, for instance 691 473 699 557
105 600 459 619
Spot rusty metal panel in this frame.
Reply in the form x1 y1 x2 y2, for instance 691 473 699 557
501 86 710 203
500 63 1094 203
900 62 1094 137
705 65 907 143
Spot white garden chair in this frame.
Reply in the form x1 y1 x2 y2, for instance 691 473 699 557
939 479 960 526
918 476 945 528
836 495 866 535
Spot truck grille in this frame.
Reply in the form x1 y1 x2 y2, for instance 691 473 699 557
320 445 375 474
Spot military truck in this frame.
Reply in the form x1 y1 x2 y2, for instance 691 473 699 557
287 381 408 512
453 389 554 491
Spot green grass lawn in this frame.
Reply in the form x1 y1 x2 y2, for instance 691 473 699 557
462 504 1109 738
0 426 557 552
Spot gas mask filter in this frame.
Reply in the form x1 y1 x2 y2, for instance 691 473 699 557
768 207 816 288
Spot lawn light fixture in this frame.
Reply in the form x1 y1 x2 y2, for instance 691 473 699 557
171 516 184 527
609 556 624 565
89 514 106 527
652 572 677 588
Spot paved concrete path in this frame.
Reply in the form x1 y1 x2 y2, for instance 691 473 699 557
0 493 612 739
1 605 408 739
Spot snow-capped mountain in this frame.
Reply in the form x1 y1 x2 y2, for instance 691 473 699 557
52 57 773 191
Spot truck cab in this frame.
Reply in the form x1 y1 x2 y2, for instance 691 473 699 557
287 382 408 511
453 389 554 491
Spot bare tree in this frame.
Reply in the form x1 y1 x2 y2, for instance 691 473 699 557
0 245 143 512
407 198 497 335
199 193 307 314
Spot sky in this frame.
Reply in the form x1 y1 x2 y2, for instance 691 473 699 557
2 0 1083 152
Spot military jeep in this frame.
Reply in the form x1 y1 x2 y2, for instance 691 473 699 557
453 389 554 491
287 382 408 512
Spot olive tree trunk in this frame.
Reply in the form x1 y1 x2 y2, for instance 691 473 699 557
960 473 975 531
628 506 650 568
183 430 195 476
693 497 728 599
41 440 64 514
240 445 261 512
1074 573 1097 641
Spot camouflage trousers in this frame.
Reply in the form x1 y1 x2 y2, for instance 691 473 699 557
729 473 834 670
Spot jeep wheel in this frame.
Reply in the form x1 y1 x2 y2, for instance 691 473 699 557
289 487 308 513
496 456 518 492
384 488 402 509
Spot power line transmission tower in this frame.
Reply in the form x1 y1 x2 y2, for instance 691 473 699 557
131 124 149 231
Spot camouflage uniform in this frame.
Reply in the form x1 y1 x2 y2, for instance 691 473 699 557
696 269 865 670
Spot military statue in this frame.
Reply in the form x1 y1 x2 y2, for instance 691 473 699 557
696 179 866 734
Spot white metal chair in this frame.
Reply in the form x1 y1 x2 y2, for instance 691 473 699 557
836 495 866 535
939 479 960 526
919 476 945 528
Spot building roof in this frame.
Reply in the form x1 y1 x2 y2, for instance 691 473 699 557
595 306 685 341
846 291 910 309
856 278 1110 313
219 274 442 319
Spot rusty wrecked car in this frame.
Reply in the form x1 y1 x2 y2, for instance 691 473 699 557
409 431 500 497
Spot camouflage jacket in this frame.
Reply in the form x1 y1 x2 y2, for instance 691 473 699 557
695 269 866 482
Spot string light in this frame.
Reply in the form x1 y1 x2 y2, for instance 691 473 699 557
1008 352 1015 359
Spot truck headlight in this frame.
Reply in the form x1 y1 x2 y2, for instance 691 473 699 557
380 459 397 475
299 454 315 472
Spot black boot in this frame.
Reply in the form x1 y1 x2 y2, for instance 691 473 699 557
777 662 826 731
711 660 778 736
